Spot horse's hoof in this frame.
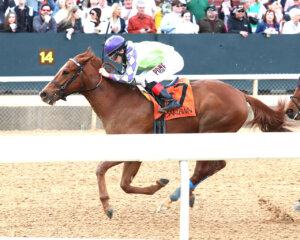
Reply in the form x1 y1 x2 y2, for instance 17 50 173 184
158 178 169 186
106 208 114 219
189 195 195 208
157 197 172 213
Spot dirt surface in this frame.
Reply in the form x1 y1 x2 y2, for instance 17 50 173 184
0 130 299 240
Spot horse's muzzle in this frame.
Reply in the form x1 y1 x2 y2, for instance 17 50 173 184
39 91 57 105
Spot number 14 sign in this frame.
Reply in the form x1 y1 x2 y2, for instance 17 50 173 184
39 49 55 65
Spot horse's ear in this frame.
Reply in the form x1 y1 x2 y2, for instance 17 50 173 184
86 46 93 55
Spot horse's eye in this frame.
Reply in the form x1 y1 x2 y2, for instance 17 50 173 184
62 70 69 75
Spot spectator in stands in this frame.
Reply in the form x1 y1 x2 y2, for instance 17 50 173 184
184 0 209 22
160 0 183 33
2 11 25 32
127 0 156 33
175 9 199 33
57 5 83 39
0 0 10 30
247 0 266 32
81 0 101 26
282 7 300 33
109 3 126 33
284 0 294 13
255 9 279 34
269 1 283 26
121 0 134 28
99 0 112 21
33 3 57 32
83 7 109 33
180 0 196 23
198 4 227 33
132 0 156 18
107 0 121 6
284 0 300 21
155 0 177 33
228 5 252 37
5 0 34 32
218 0 233 26
54 0 76 24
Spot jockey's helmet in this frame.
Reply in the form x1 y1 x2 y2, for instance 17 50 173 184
104 35 126 57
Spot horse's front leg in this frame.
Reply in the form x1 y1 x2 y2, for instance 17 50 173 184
158 160 226 212
120 161 169 194
96 161 122 218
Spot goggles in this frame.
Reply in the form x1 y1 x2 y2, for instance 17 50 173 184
42 9 51 12
108 51 121 61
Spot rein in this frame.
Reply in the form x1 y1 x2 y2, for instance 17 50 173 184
51 58 116 101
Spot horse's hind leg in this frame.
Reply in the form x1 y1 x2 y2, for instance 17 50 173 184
96 161 122 218
158 160 226 212
120 162 169 194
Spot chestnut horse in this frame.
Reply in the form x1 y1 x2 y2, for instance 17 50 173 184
286 77 300 120
40 48 290 218
284 78 300 211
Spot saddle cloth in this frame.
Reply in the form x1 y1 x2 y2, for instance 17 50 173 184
139 78 196 121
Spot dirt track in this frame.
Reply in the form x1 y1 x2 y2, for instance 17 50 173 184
0 130 299 239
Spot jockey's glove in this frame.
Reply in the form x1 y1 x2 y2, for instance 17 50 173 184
99 68 109 78
129 79 137 90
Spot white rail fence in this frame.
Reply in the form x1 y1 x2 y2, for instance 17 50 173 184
1 132 300 240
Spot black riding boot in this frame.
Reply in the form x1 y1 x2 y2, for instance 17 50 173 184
146 81 181 113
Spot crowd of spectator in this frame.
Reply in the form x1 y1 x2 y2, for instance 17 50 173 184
0 0 300 36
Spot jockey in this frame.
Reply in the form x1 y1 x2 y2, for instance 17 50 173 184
99 35 184 113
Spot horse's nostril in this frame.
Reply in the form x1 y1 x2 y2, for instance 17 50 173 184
39 91 47 99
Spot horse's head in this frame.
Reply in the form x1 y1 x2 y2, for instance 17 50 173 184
286 77 300 120
40 47 101 105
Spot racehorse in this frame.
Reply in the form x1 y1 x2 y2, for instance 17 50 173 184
284 78 300 211
40 48 290 218
286 77 300 120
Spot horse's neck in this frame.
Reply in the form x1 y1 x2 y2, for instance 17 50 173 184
82 78 138 132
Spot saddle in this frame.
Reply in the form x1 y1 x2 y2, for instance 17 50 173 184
138 78 196 133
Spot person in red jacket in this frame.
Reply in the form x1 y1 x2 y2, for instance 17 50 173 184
127 0 156 33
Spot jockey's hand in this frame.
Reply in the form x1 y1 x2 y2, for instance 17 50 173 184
129 79 137 90
99 68 109 78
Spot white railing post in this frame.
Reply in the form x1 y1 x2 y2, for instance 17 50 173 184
180 160 189 240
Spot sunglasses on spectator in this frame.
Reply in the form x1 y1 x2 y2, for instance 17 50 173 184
90 12 96 15
42 8 51 12
237 9 245 13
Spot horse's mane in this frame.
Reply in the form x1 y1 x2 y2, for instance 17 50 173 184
79 47 140 93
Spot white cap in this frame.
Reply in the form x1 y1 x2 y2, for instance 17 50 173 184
289 8 300 18
136 0 146 7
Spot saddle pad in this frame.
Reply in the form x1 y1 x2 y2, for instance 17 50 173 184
139 78 196 121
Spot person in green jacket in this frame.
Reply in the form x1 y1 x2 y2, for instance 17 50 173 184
184 0 210 22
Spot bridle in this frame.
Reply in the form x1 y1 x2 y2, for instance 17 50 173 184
289 79 300 119
50 58 116 101
289 95 300 119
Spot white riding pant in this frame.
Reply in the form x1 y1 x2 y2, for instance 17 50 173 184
135 51 184 87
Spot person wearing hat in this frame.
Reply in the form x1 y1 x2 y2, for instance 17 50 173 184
127 0 156 33
282 7 300 33
197 4 226 33
227 5 252 37
160 0 184 33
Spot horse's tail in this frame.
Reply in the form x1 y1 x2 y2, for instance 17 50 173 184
244 94 291 132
